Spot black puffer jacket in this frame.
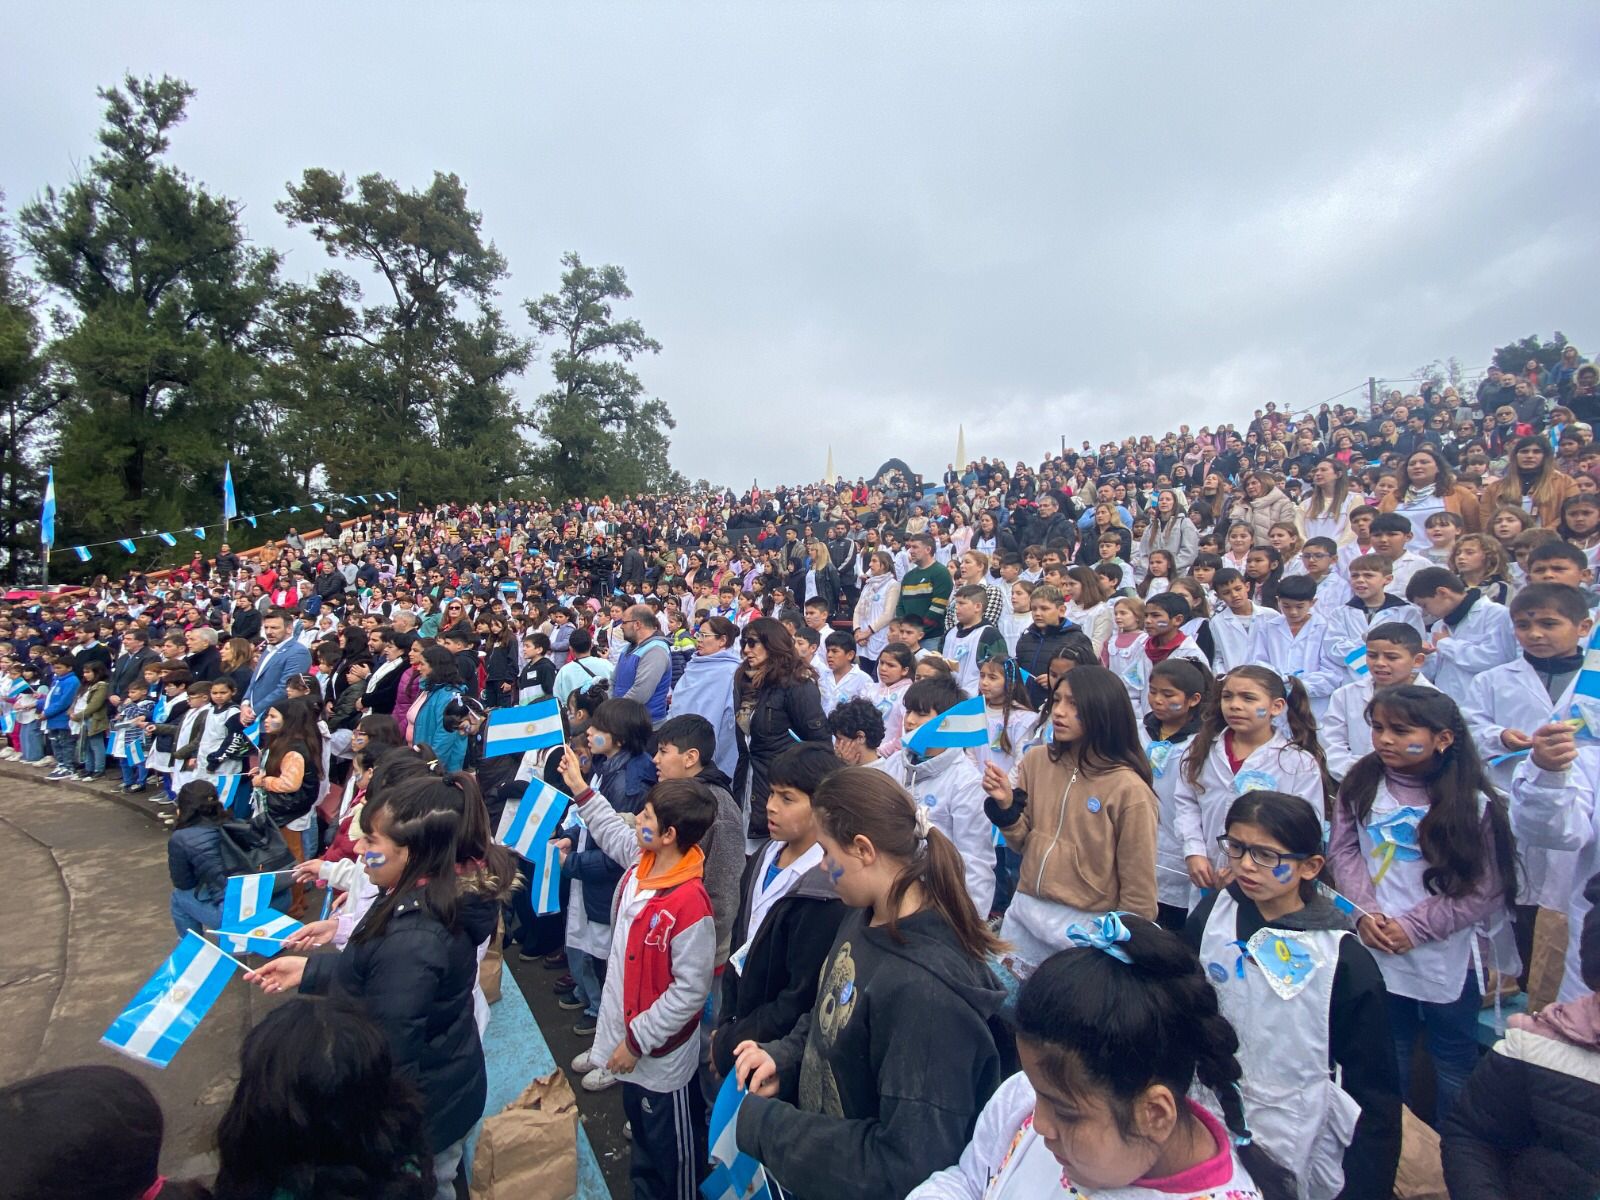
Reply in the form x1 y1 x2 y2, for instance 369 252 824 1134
733 678 830 839
1441 1008 1600 1199
300 890 498 1152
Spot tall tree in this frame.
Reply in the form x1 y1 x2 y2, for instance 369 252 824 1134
276 170 532 502
19 75 283 546
0 197 60 579
525 253 680 500
1492 332 1571 376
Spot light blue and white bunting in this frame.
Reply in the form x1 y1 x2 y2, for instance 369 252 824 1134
904 694 989 754
118 538 137 553
73 546 91 563
100 931 241 1069
484 698 564 758
156 532 177 547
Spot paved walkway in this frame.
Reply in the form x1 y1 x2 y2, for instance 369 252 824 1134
0 766 618 1195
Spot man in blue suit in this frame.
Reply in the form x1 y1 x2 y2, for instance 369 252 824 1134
241 608 312 721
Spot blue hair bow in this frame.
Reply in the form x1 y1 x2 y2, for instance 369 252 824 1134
1065 911 1134 964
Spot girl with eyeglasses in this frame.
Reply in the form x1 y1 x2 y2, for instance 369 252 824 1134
1182 790 1401 1199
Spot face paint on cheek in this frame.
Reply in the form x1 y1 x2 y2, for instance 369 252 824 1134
1405 743 1427 756
1255 708 1269 719
1271 863 1294 882
362 851 387 869
828 865 845 884
639 827 654 845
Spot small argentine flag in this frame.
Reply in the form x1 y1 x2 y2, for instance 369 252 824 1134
904 694 989 754
220 909 301 957
101 931 240 1069
109 729 145 762
496 777 571 860
214 773 250 817
73 546 91 563
192 527 205 539
707 1073 773 1200
498 580 520 595
484 698 564 759
118 538 137 553
0 711 14 736
222 872 275 929
156 532 178 547
536 839 563 914
1344 644 1369 678
242 716 264 747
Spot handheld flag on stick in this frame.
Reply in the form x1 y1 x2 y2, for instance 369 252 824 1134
495 777 571 860
218 870 301 955
484 699 564 758
101 931 241 1069
904 694 989 754
223 461 238 522
707 1073 773 1200
214 773 251 817
40 466 55 548
536 839 563 915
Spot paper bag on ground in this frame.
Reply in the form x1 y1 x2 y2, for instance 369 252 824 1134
470 1070 578 1200
479 918 504 1005
1392 1104 1447 1200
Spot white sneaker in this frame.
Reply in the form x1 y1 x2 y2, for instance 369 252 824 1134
580 1066 618 1092
571 1049 595 1074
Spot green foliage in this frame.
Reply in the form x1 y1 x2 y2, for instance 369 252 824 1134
276 169 532 502
4 75 685 581
0 196 59 578
18 74 282 554
525 253 677 501
1492 332 1571 375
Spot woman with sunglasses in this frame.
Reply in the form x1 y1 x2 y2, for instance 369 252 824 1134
1182 789 1400 1199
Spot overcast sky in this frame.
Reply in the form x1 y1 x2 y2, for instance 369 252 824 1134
5 3 1597 487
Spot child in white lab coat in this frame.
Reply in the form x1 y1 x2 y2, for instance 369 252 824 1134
1173 665 1327 903
1322 622 1434 782
1248 573 1347 720
1404 567 1517 700
1209 567 1282 678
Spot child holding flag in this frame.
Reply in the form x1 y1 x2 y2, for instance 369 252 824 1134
110 677 154 793
248 770 512 1199
556 751 719 1200
872 675 996 919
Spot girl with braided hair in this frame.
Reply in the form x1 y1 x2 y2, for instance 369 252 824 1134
909 913 1295 1199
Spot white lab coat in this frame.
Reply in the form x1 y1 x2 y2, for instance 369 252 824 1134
1325 600 1427 665
1385 550 1433 599
1312 572 1354 617
1248 611 1347 719
1173 733 1326 891
1462 657 1580 910
1210 604 1283 678
1422 597 1517 700
1510 750 1600 1003
1321 672 1437 781
870 747 995 919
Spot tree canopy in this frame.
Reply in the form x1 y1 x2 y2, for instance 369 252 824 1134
4 73 680 579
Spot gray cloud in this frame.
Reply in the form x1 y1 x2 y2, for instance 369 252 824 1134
4 2 1597 487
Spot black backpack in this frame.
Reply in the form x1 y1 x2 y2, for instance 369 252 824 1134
216 812 295 878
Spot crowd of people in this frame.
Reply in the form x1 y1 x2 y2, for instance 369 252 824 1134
3 348 1600 1199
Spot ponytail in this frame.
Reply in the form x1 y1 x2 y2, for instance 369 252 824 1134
1279 675 1331 806
1015 916 1296 1200
813 766 1005 960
